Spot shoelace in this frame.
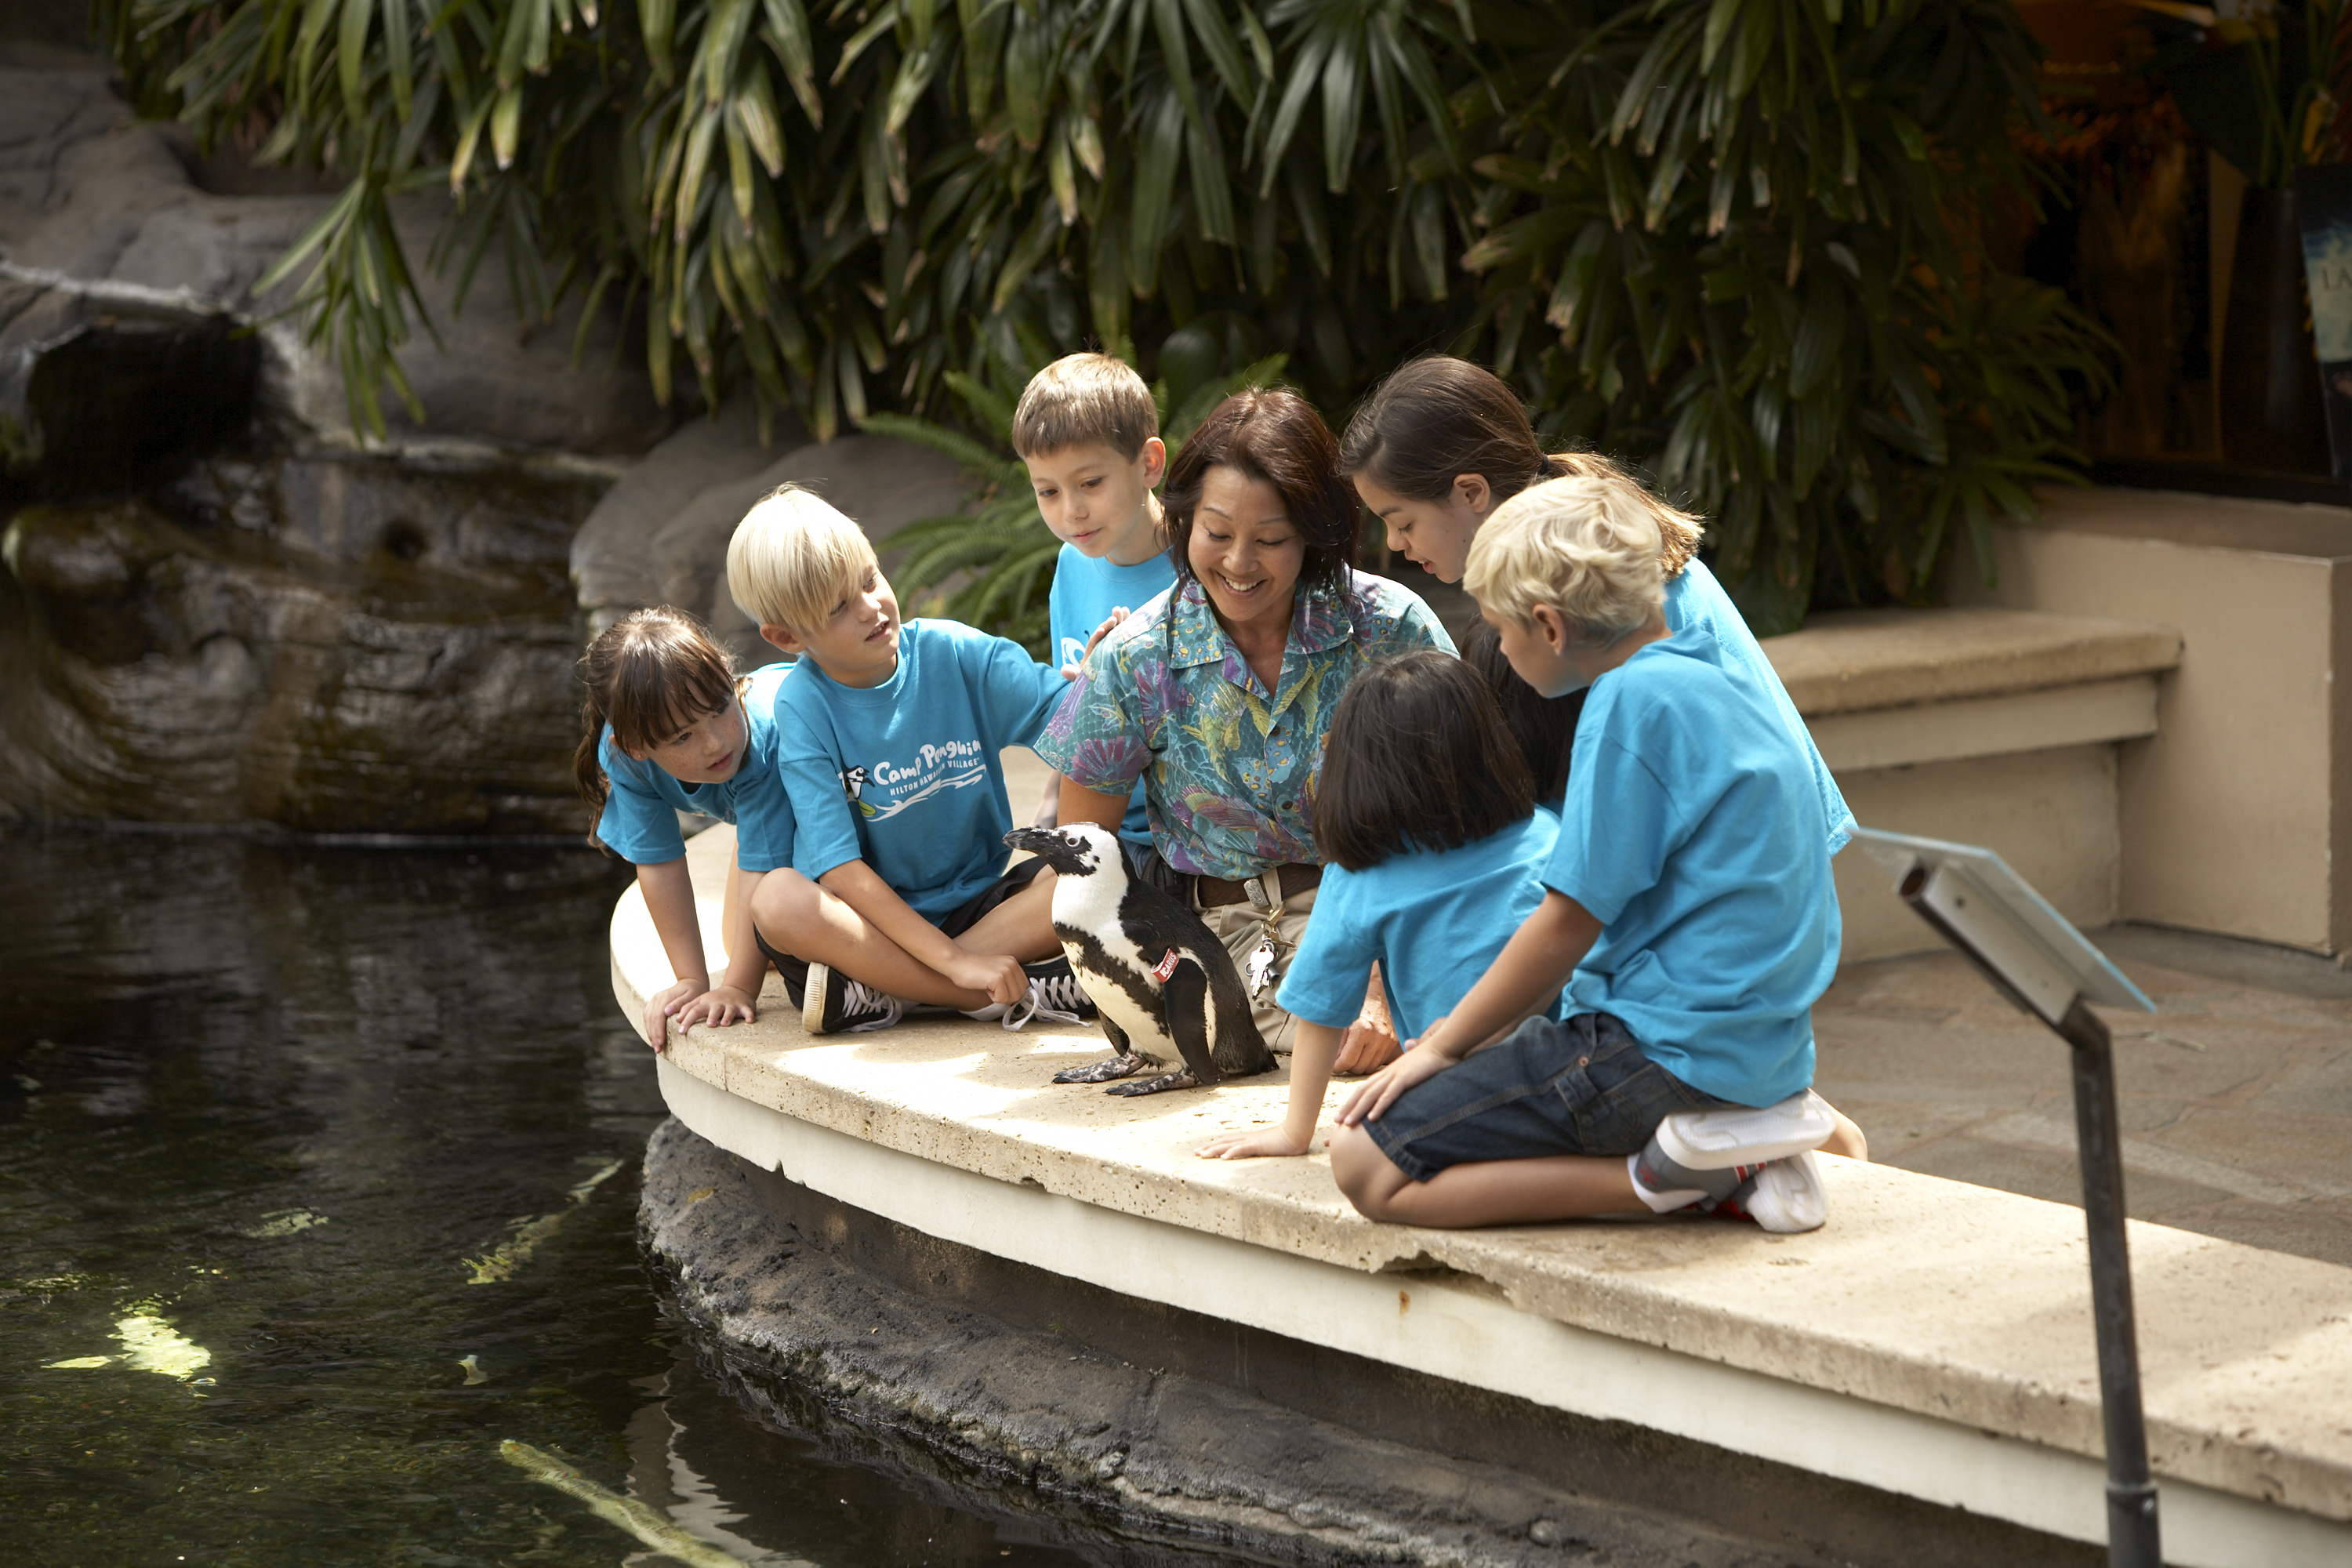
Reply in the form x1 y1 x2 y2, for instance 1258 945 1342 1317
1000 974 1088 1031
838 981 906 1034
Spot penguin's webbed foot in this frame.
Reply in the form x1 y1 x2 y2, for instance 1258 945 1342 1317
1054 1053 1148 1084
1106 1070 1199 1097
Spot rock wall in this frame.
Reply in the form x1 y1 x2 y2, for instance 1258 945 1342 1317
1 452 607 833
0 41 978 833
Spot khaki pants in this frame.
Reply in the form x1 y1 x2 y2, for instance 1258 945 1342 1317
1193 880 1317 1055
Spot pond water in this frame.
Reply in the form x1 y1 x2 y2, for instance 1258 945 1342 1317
0 827 1160 1568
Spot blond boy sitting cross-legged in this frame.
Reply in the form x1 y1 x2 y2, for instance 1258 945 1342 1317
734 487 1096 1036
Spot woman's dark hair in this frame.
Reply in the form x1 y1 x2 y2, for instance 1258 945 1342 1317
1163 388 1359 607
1459 618 1583 809
573 606 739 849
1314 651 1535 872
1339 356 1702 572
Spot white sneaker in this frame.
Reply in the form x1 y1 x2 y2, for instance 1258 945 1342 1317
1000 971 1090 1032
1656 1089 1836 1171
1737 1151 1828 1234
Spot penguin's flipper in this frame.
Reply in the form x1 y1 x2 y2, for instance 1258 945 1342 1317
1161 960 1225 1087
1054 1052 1149 1083
1108 1069 1199 1097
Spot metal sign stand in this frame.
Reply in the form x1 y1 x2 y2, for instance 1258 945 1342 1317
1853 829 2162 1568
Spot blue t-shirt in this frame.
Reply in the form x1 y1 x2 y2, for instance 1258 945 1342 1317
1278 812 1563 1044
1543 631 1838 1108
1047 543 1175 848
1666 559 1853 854
780 619 1067 919
595 663 799 871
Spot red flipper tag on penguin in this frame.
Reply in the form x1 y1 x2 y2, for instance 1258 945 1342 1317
1151 949 1181 983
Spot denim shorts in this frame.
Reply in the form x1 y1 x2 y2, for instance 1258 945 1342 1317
1367 1012 1733 1182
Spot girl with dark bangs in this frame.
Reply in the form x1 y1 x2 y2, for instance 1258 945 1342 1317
576 606 803 1050
1197 652 1563 1161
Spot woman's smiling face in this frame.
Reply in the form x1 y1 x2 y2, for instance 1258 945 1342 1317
1188 466 1305 637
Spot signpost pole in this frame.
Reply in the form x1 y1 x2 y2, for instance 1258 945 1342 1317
2055 999 2161 1568
1864 829 2164 1568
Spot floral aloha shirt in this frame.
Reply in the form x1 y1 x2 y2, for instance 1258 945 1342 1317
1036 570 1455 880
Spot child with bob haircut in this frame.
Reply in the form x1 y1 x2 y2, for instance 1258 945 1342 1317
1014 353 1174 851
575 606 801 1051
739 485 1098 1036
1196 651 1563 1161
1330 472 1860 1232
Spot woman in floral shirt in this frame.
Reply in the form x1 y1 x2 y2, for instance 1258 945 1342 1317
1036 389 1453 1059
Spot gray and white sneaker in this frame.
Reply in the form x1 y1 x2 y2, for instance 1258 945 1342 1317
802 962 906 1036
1722 1150 1828 1234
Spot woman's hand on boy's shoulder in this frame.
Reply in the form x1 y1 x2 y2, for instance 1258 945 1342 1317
1064 608 1130 677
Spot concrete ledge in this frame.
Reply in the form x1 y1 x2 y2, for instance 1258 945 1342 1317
1806 674 2158 773
623 826 2352 1566
1764 608 2183 717
1764 608 2184 959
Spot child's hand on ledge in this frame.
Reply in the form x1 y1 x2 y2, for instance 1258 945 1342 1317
673 984 757 1037
1195 1124 1312 1160
644 977 708 1052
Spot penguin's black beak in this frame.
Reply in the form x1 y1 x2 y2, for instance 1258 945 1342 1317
1004 826 1086 873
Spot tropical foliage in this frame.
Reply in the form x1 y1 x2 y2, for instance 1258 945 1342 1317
1455 0 2114 628
95 0 2111 631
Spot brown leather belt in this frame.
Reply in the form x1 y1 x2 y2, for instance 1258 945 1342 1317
1194 862 1321 909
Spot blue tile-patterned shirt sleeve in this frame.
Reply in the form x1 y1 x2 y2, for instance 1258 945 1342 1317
1036 572 1453 880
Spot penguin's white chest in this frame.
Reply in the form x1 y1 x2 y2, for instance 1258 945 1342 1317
1052 869 1213 1056
1068 945 1172 1050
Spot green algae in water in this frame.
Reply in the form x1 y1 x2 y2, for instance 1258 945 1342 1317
241 1210 332 1239
0 828 1108 1568
464 1159 625 1286
499 1439 819 1568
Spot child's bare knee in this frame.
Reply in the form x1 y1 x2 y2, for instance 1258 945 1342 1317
751 868 815 931
1330 1125 1408 1220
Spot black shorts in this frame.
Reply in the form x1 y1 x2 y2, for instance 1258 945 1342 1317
933 854 1051 938
751 854 1051 973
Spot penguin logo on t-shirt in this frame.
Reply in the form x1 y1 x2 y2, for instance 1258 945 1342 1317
840 764 875 817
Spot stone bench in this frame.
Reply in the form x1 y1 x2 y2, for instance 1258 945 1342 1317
621 824 2352 1568
1760 608 2184 961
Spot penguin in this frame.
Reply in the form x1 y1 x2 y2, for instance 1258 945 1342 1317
1002 824 1275 1096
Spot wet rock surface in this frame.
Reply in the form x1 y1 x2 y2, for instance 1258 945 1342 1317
0 42 651 833
0 39 976 832
641 1116 1836 1568
2 451 608 832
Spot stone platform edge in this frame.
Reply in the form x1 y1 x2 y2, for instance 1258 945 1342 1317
619 826 2352 1562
